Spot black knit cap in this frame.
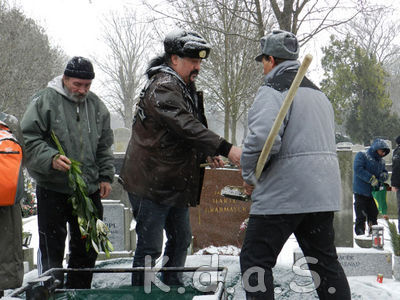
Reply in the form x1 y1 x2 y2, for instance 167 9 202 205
64 56 95 79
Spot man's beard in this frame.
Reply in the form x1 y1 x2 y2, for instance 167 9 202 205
189 70 199 83
65 88 87 102
72 93 87 100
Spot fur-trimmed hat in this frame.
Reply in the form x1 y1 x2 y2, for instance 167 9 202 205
255 30 299 61
64 56 95 79
164 29 211 59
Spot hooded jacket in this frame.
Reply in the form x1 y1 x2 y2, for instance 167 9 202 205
120 64 229 207
21 75 115 195
353 138 389 197
241 60 341 215
0 112 24 290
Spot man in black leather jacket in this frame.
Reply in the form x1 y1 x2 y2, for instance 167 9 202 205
120 29 241 287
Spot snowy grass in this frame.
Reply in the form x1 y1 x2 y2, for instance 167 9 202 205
14 216 400 299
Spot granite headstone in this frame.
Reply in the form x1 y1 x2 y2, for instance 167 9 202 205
190 168 250 251
336 149 354 247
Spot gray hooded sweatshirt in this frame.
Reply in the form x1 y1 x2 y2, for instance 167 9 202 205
241 60 341 215
21 76 114 195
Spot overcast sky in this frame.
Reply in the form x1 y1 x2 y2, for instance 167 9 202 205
15 0 322 82
14 0 400 86
16 0 144 58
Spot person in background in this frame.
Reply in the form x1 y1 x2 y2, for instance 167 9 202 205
239 30 350 299
21 57 115 289
0 112 24 297
353 138 389 236
119 29 241 286
391 136 400 232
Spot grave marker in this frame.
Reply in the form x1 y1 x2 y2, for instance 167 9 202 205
294 247 392 278
102 200 126 251
190 168 250 251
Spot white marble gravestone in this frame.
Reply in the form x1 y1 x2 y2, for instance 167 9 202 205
294 247 392 278
102 200 126 251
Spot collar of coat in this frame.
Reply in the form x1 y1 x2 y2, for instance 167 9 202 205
263 60 320 92
145 64 198 108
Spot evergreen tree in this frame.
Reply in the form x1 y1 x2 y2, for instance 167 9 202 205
321 35 400 145
0 3 65 119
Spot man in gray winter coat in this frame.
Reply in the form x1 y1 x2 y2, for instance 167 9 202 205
239 30 350 299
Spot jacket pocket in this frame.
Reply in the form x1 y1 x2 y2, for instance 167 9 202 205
149 154 189 192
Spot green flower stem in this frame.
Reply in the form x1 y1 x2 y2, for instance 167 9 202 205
51 131 114 257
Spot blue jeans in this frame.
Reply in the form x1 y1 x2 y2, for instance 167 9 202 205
129 193 192 286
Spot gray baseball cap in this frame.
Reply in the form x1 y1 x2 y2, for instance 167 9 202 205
255 30 299 62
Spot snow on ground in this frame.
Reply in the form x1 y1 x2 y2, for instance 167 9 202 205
10 216 400 299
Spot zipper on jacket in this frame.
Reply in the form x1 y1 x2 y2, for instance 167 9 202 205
77 103 84 162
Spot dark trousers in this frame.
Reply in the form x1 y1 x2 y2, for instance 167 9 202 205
240 212 350 300
397 191 400 233
354 193 378 235
36 186 103 289
128 193 192 286
0 204 23 291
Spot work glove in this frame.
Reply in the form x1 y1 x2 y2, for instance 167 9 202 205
369 175 379 187
379 172 389 182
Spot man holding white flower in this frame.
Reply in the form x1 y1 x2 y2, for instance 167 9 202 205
21 56 115 289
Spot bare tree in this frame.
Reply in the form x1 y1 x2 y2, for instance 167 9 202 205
0 3 66 119
338 5 400 65
145 0 364 43
143 0 273 41
267 0 363 44
143 0 369 143
93 10 153 129
387 61 400 115
143 0 267 144
197 1 264 144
